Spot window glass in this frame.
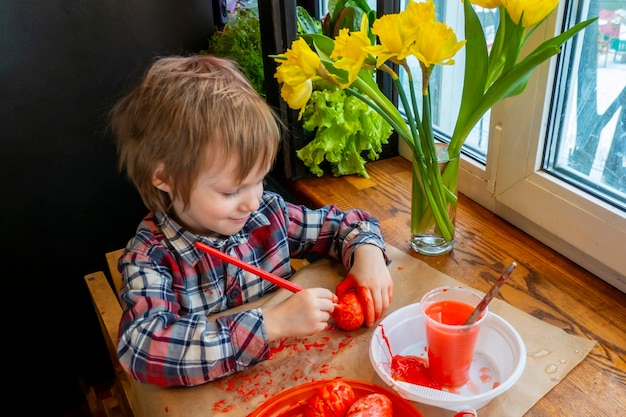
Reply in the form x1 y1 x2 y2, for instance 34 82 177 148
544 0 626 209
398 0 493 163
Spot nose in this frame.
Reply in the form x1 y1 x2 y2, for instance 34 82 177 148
239 186 261 213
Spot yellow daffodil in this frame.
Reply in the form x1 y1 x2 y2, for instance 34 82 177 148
404 0 436 24
280 82 312 119
469 0 503 8
367 13 415 67
274 38 321 118
503 0 559 27
412 21 466 69
331 17 374 86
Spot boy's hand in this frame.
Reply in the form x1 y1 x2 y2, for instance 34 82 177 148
339 245 393 327
263 288 338 341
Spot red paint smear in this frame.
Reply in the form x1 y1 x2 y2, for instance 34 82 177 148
397 266 405 271
269 338 300 358
211 331 362 413
213 399 235 413
304 342 325 350
391 355 442 390
492 381 501 389
164 406 169 413
381 322 456 392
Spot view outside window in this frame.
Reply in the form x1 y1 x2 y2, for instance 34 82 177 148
545 0 625 208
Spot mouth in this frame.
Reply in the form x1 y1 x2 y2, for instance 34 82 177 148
230 216 249 224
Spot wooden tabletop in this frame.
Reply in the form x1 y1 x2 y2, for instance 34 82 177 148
280 156 626 416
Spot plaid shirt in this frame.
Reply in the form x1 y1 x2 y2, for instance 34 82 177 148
117 191 386 387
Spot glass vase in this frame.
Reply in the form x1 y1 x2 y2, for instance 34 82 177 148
410 143 460 256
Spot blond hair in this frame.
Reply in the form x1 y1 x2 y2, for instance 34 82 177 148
110 55 282 213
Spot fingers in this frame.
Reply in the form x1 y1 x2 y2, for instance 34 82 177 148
335 274 357 297
357 286 375 327
313 288 337 324
359 283 393 327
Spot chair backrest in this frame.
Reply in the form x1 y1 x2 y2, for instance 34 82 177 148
84 250 135 417
105 248 125 303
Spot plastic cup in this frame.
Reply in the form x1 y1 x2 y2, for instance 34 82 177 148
420 286 487 388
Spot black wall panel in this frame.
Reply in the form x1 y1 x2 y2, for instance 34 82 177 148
0 1 214 413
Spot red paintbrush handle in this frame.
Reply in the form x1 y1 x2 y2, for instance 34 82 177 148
194 241 304 293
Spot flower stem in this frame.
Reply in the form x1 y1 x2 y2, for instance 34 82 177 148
393 65 455 242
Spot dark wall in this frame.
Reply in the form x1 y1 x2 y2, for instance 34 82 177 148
0 1 214 413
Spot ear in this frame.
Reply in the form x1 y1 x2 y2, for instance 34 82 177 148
152 163 172 193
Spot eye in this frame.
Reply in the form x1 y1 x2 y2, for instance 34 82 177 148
222 190 240 198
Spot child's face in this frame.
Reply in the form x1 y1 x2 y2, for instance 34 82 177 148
168 152 267 237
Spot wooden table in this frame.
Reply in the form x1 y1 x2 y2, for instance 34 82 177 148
280 156 626 416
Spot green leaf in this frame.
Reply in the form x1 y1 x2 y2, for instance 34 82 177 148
205 7 264 96
333 7 356 37
455 0 489 150
449 16 596 156
296 6 322 35
297 88 391 177
329 0 348 23
486 7 507 86
349 0 372 14
301 33 335 57
500 10 526 74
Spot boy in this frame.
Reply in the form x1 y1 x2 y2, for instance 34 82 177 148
109 55 393 387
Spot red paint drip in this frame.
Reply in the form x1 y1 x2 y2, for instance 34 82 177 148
381 322 443 391
379 323 392 356
479 368 492 383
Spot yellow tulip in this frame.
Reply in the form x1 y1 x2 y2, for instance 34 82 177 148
331 17 373 86
274 38 321 119
503 0 559 27
469 0 503 8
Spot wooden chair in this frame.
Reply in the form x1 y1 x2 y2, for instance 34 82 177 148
84 249 134 417
84 249 310 417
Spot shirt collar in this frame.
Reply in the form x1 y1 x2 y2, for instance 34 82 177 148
154 209 271 266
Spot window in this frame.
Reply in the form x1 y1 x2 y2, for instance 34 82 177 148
395 0 626 290
545 1 625 209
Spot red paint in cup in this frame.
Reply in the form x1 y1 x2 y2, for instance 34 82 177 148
421 286 486 388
